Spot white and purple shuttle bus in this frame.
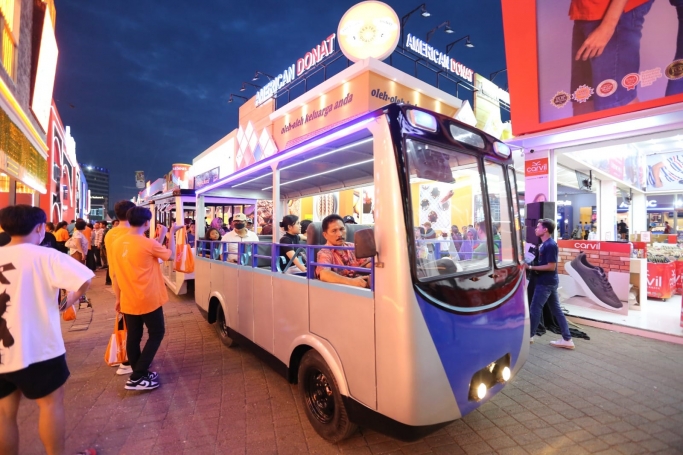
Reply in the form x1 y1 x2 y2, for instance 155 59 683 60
193 104 529 441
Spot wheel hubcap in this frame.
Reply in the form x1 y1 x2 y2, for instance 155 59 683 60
305 368 334 424
218 309 229 337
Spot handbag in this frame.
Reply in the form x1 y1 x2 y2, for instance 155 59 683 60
174 230 195 273
104 313 128 366
62 304 77 321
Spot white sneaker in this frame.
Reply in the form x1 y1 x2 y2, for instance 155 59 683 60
116 364 133 375
530 337 535 344
550 338 575 350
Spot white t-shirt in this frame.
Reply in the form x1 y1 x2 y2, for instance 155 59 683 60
0 243 94 373
69 230 88 256
223 230 260 262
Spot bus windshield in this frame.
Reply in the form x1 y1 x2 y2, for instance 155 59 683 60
405 138 518 282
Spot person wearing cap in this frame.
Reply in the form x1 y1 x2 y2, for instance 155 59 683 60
223 213 259 262
343 215 357 225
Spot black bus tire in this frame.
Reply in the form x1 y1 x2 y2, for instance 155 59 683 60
214 304 237 348
298 350 357 442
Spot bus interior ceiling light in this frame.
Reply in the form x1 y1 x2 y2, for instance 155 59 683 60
195 117 375 195
407 109 438 132
262 159 374 190
280 137 373 172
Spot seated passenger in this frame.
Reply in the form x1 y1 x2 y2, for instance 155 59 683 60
223 213 259 262
204 227 223 259
315 214 371 288
472 221 499 260
300 219 312 242
458 227 478 260
278 215 306 274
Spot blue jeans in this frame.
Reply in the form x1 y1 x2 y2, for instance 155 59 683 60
571 0 653 111
529 284 572 341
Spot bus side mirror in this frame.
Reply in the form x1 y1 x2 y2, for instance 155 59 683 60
354 229 376 259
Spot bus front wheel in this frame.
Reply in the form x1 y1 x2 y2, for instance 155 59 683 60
298 350 357 442
214 305 237 348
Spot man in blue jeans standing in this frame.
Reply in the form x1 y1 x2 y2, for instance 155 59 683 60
526 219 575 349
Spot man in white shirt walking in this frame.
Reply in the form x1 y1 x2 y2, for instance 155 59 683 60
0 205 94 455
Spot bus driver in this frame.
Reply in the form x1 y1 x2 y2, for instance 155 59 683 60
315 214 371 288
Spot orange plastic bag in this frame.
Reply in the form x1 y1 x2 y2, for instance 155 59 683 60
104 314 128 366
62 305 77 321
174 231 195 273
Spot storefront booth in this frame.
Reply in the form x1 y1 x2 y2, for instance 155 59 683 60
502 0 683 340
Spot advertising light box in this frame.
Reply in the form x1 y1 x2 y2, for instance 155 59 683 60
501 0 683 136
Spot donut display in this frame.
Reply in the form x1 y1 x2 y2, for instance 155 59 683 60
419 183 453 231
314 193 338 220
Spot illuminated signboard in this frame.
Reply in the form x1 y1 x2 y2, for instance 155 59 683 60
194 167 220 190
255 34 337 106
337 1 400 63
404 33 474 83
31 9 59 132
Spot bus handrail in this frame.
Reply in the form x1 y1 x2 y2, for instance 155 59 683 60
195 240 375 291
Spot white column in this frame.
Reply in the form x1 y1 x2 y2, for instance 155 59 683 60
599 179 617 241
632 192 647 234
196 195 206 239
271 165 283 237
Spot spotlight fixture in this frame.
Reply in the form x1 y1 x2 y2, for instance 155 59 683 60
490 68 507 82
252 71 274 81
426 21 454 43
400 3 430 46
228 94 248 104
239 81 262 92
445 35 474 55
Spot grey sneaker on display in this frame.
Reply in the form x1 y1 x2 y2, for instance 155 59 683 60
565 252 623 310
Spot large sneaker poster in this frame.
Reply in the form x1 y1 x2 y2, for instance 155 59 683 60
556 240 631 315
536 0 681 124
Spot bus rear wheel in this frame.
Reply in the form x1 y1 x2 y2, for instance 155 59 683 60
298 350 357 442
214 304 237 347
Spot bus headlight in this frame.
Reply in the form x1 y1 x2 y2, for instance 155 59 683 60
501 366 511 382
476 383 487 400
468 353 511 401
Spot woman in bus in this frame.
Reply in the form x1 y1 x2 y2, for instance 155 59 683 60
458 227 478 260
279 215 307 274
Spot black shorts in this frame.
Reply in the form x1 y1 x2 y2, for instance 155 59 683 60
0 354 70 400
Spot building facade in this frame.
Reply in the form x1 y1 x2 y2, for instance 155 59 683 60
0 0 58 209
80 161 109 220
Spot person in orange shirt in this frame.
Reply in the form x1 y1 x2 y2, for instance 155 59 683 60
570 0 653 115
111 206 180 391
104 202 136 376
54 221 70 253
83 221 94 271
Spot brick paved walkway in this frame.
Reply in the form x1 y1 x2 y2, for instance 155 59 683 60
15 270 683 454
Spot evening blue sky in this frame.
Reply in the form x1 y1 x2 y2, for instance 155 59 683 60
53 0 508 206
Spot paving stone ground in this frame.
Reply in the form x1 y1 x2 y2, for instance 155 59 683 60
15 270 683 454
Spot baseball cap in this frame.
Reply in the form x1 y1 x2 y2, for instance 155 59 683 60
343 215 356 224
233 213 248 222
